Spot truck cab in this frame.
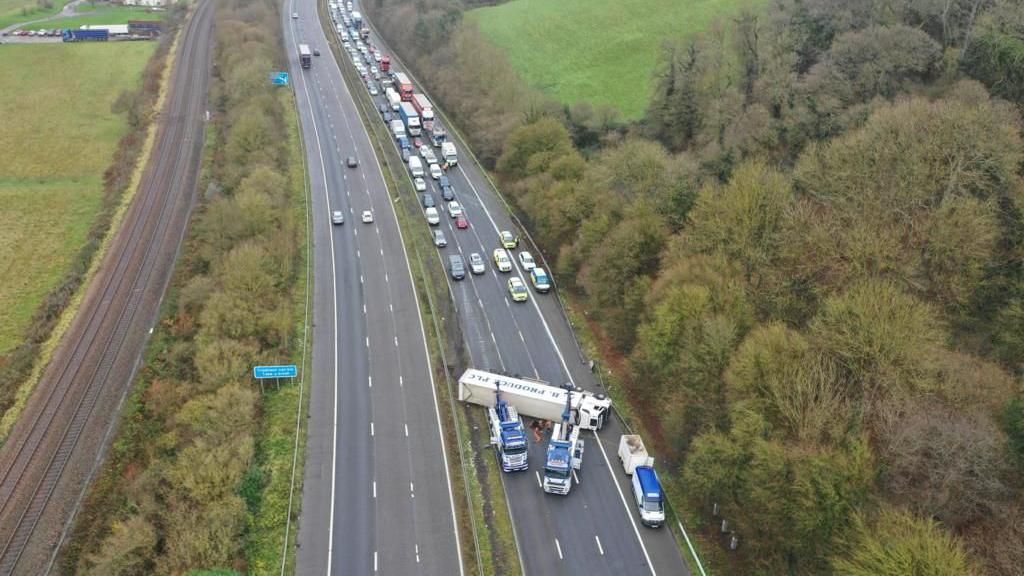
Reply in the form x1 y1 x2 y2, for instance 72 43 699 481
489 402 529 472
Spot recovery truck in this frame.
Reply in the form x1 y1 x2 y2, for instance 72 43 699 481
488 382 529 472
543 384 584 495
458 369 611 432
618 435 665 527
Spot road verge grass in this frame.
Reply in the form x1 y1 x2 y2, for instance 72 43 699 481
318 6 520 572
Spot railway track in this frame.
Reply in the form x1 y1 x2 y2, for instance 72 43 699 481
0 2 213 573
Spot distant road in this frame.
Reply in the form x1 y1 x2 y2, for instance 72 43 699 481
0 3 211 573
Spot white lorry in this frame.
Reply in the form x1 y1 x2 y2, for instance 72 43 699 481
386 87 401 112
441 141 458 167
618 434 665 528
457 369 611 431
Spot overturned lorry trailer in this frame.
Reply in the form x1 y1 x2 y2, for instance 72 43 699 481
458 369 611 431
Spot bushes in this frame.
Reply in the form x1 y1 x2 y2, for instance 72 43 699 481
64 0 305 573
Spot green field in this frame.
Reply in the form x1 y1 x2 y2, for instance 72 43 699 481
0 42 155 353
23 6 164 30
0 0 71 30
469 0 763 119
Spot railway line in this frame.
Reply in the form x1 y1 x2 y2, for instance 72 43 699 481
0 2 213 573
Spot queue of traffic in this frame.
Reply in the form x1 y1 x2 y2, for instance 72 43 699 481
323 0 665 524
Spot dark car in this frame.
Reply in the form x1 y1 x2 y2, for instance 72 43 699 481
448 254 466 280
441 184 455 201
401 149 411 163
378 102 388 115
439 175 450 189
383 111 392 123
346 156 358 168
313 48 321 56
421 193 435 208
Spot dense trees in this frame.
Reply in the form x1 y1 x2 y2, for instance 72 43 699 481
363 0 1024 572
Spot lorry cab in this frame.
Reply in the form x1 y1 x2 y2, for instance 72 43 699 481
632 466 665 527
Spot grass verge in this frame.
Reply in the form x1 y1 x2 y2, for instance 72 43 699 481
468 0 764 119
318 6 520 572
244 87 312 574
22 6 165 30
0 35 171 444
0 0 71 30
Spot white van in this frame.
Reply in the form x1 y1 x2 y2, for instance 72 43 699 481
408 156 424 178
391 119 406 139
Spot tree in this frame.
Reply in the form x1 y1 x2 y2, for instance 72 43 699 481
1003 395 1024 468
831 507 975 576
962 0 1024 103
809 280 944 401
684 161 793 285
84 515 156 576
496 118 575 180
647 40 702 151
878 399 1012 528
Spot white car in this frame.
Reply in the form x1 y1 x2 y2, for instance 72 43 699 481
425 206 440 225
430 163 443 180
374 52 382 62
343 41 351 49
292 12 299 18
469 252 486 275
361 210 374 223
518 251 536 271
370 66 378 76
423 150 439 165
419 144 431 158
331 210 344 225
368 83 379 95
447 201 463 218
414 177 427 192
493 248 512 272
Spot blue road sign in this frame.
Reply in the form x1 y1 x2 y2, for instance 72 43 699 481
254 364 298 379
270 71 289 86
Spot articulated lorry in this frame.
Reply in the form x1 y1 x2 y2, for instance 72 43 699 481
411 93 435 131
441 141 458 167
488 382 529 472
618 435 665 527
398 101 421 136
298 44 312 69
458 369 611 431
431 125 448 147
392 72 414 101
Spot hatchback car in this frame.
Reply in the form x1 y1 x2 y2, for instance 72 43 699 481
347 156 358 168
499 230 518 249
447 201 463 218
455 214 469 229
314 48 321 56
448 254 466 280
430 163 443 180
425 206 440 225
441 184 455 201
518 251 536 271
361 210 374 223
469 252 486 275
493 248 512 272
419 144 431 158
331 210 344 225
414 177 427 192
432 229 447 247
530 267 551 292
508 277 529 302
292 12 298 18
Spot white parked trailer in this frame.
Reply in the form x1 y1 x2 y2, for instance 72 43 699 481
618 434 654 475
458 369 611 431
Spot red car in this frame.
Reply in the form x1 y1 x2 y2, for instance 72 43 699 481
413 137 423 149
455 214 469 229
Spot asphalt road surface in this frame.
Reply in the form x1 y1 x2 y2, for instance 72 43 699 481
331 2 694 575
285 3 464 575
0 3 211 573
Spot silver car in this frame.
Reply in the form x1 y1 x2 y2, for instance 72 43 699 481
469 252 486 275
432 229 447 247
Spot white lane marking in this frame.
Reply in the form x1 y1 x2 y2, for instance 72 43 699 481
370 421 374 436
374 551 378 572
555 538 563 560
405 423 409 437
360 274 364 284
416 544 421 563
357 249 360 258
394 336 398 347
329 36 465 576
535 471 542 489
366 336 369 348
595 535 605 555
368 375 372 388
373 481 376 498
593 430 657 574
518 330 526 343
410 482 415 498
384 272 389 283
289 28 344 576
363 303 367 315
573 469 580 485
399 375 403 386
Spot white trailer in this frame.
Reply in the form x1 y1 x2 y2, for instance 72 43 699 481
458 369 611 431
618 434 654 475
386 88 401 111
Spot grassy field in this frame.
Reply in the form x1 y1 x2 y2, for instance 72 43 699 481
469 0 764 119
23 6 164 30
0 42 155 354
0 0 71 31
